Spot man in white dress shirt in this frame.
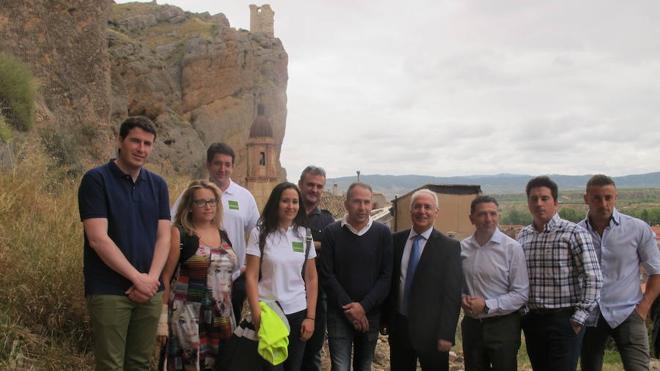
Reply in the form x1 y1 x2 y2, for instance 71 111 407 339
461 195 529 371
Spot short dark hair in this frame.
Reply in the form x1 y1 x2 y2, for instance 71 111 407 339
526 176 559 201
206 143 235 164
119 116 157 140
299 165 326 183
586 174 616 189
470 195 499 214
346 182 372 201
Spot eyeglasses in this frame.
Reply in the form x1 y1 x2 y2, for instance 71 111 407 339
192 198 218 208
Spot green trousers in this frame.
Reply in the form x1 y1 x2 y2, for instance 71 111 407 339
87 292 163 371
581 310 650 371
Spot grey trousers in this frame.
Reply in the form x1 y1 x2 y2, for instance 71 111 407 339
581 310 650 371
461 312 521 371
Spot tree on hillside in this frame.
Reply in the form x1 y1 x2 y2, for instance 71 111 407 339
502 209 531 225
559 208 583 223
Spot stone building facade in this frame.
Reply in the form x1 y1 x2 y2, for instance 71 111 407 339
392 184 482 240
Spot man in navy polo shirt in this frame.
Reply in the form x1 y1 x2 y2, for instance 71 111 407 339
78 116 171 371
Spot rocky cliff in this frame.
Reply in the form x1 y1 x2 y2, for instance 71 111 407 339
0 1 288 181
108 1 288 180
0 0 114 163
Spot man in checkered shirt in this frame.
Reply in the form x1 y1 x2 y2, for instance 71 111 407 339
517 176 602 371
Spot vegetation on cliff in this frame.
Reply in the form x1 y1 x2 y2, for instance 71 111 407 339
0 115 11 143
0 53 35 132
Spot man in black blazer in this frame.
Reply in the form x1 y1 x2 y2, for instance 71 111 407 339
383 189 463 371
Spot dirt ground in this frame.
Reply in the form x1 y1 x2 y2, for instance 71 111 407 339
318 334 466 371
317 334 660 371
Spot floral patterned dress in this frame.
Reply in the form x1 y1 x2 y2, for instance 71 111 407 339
167 237 237 371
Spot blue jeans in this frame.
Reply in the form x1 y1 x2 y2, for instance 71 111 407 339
326 308 379 371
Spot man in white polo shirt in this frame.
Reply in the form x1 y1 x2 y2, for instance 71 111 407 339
171 143 260 322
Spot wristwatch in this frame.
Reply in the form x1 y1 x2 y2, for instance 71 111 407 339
483 304 490 314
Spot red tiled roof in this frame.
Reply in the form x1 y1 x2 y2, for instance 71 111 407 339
652 226 660 240
319 193 344 219
499 224 524 239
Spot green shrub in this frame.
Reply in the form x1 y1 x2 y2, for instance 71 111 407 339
40 127 83 176
0 53 35 131
0 115 12 143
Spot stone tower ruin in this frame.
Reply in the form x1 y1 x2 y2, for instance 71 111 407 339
249 4 274 37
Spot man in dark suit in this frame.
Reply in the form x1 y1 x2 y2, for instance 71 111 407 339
383 188 463 371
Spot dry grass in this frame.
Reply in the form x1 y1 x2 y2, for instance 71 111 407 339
110 3 217 49
142 18 217 48
0 143 191 369
0 148 94 369
0 144 92 369
110 2 158 21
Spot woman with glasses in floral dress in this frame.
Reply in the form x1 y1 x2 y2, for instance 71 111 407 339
158 180 237 370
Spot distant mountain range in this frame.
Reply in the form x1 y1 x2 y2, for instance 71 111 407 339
326 172 660 199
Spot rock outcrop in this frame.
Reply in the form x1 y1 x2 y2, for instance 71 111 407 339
108 1 288 180
0 1 288 181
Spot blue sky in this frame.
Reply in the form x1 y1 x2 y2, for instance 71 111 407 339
119 0 660 178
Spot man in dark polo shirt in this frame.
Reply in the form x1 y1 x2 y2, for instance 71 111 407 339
298 165 335 371
320 182 393 371
78 116 171 371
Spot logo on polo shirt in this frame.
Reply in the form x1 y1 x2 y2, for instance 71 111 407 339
228 200 239 210
292 241 304 253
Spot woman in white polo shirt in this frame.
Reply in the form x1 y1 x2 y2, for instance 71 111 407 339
245 182 319 371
